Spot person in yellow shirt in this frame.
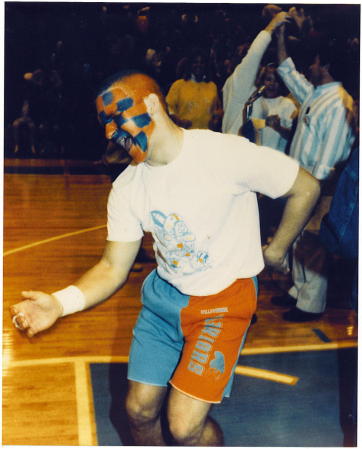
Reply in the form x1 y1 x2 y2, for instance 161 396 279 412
166 50 222 130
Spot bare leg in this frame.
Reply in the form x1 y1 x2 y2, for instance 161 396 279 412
167 387 224 446
125 380 168 445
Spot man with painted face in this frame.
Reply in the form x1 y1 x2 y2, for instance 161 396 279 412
11 69 320 446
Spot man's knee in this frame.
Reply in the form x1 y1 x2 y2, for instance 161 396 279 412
168 416 204 444
125 382 165 427
167 401 207 444
126 393 159 425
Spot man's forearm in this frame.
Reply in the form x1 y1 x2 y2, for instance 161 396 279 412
268 168 320 256
277 25 288 64
74 259 129 309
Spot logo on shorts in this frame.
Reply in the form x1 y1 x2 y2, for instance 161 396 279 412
200 307 228 315
209 351 225 378
187 316 224 376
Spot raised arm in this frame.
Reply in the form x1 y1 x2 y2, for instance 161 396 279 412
276 16 314 104
10 239 141 337
222 11 290 134
263 167 320 272
276 23 288 65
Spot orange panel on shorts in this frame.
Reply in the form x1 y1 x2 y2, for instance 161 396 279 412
170 278 257 403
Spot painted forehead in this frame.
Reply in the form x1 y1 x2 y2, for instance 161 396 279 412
96 76 156 158
96 74 156 121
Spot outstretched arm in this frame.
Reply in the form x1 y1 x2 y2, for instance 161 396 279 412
263 167 320 272
10 239 141 337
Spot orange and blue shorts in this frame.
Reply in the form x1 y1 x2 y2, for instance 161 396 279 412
128 270 258 403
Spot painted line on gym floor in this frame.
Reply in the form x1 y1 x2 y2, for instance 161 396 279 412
235 365 298 385
5 354 297 385
5 341 357 388
74 360 95 446
5 341 357 371
3 224 106 256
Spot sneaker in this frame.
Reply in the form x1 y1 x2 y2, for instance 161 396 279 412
271 293 297 308
283 306 322 322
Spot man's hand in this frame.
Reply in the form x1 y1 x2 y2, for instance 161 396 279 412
288 7 309 30
263 244 290 274
265 114 281 131
10 291 63 338
265 11 291 34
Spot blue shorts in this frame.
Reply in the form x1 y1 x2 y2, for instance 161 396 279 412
128 270 258 403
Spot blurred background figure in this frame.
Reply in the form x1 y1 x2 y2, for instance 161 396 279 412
242 63 297 152
166 49 223 130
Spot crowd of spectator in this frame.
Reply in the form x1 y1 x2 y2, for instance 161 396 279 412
4 2 360 159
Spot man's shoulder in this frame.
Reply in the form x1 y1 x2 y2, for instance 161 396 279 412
185 129 255 163
186 128 249 145
112 164 139 190
320 84 354 111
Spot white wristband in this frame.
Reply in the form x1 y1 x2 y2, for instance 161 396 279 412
52 285 86 317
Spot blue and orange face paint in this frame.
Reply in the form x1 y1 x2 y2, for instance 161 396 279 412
96 74 156 164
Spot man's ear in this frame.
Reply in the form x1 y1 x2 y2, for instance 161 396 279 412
144 93 161 116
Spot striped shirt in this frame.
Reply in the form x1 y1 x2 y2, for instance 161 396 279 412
278 57 355 180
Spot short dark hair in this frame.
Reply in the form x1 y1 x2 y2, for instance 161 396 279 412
316 39 345 82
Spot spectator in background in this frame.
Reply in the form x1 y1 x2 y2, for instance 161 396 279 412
166 49 223 130
12 97 36 155
271 12 356 322
12 69 52 156
222 11 290 138
241 63 297 152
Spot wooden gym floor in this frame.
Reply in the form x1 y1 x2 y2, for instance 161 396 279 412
3 159 358 445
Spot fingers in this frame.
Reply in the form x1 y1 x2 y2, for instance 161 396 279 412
12 312 29 331
10 301 34 336
21 290 41 300
11 309 33 336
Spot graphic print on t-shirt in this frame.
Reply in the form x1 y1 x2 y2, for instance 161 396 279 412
151 210 210 274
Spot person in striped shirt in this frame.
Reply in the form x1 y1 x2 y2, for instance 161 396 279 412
271 10 355 322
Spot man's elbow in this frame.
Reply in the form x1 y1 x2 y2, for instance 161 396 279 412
96 258 129 288
308 172 321 199
286 167 320 203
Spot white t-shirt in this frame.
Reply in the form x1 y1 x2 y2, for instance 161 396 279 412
250 96 297 152
107 129 299 295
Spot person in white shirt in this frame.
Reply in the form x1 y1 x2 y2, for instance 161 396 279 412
222 10 297 152
10 70 320 446
243 63 297 152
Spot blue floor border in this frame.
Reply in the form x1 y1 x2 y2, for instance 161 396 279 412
90 348 357 446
